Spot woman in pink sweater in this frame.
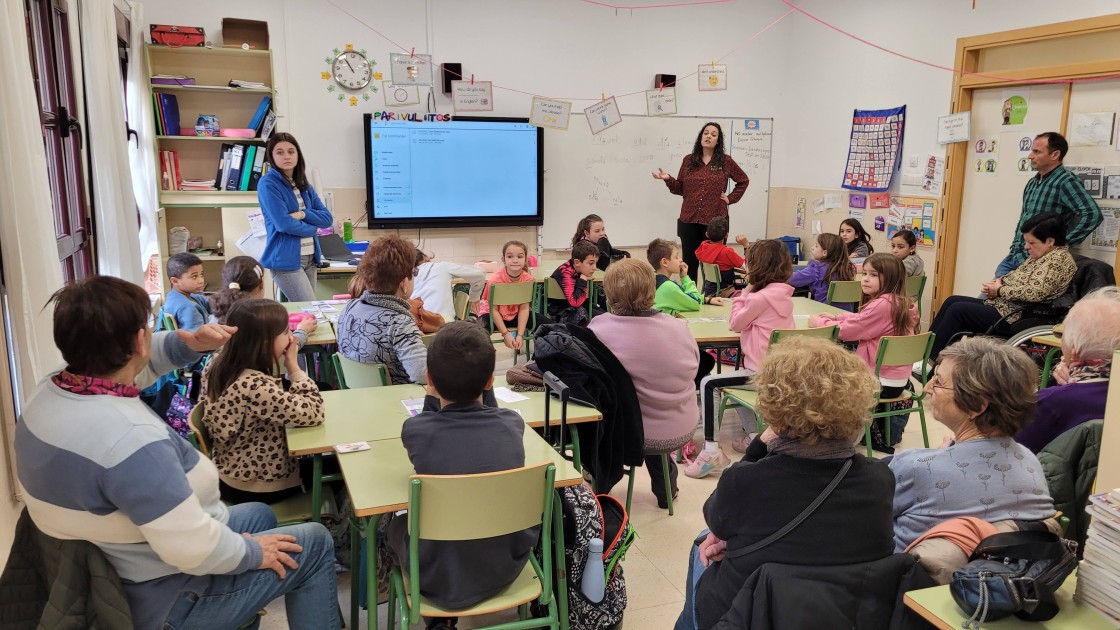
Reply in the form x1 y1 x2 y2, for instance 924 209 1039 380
689 240 795 479
589 259 699 509
811 253 918 452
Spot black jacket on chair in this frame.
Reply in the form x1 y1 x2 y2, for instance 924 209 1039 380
0 509 132 630
532 323 645 493
711 554 934 630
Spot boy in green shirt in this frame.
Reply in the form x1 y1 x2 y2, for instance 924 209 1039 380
647 238 725 316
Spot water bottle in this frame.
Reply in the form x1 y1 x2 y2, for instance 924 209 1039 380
581 537 605 603
343 220 353 243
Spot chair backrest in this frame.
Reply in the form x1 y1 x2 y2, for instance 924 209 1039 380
906 275 927 318
826 280 863 305
453 290 471 321
699 262 722 291
873 332 934 377
489 281 536 308
420 333 437 347
160 312 178 332
546 277 566 300
769 325 838 346
409 462 555 541
187 403 212 456
332 353 389 389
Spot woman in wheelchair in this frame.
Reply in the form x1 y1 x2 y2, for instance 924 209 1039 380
928 212 1076 359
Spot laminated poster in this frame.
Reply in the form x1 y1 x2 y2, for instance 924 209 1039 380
842 105 905 192
529 97 572 130
451 80 493 113
583 97 622 136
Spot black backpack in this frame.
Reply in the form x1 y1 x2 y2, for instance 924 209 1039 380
547 483 634 630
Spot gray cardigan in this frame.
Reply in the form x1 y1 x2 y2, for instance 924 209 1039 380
336 291 427 385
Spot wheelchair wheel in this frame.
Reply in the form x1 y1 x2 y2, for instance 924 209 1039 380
1005 325 1055 347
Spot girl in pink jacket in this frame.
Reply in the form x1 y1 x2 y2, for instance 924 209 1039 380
811 253 918 452
687 240 794 479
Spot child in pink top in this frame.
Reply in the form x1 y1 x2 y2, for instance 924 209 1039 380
477 240 549 352
688 240 795 479
810 253 918 452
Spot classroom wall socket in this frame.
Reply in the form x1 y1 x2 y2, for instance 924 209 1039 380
441 63 462 94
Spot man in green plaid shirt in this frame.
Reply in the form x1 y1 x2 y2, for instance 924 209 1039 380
993 131 1103 278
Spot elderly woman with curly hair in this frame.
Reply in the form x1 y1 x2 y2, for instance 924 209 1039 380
891 337 1056 552
674 336 895 630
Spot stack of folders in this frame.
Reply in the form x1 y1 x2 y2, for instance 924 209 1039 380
1075 490 1120 622
215 143 266 191
152 93 181 135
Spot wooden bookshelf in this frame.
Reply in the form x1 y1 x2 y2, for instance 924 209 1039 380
146 42 276 295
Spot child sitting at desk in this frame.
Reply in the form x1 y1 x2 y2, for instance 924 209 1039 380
547 239 602 325
477 240 551 350
412 249 486 323
689 240 794 479
810 253 918 453
337 235 427 385
788 233 855 309
200 299 325 503
648 238 725 316
386 321 536 629
211 255 318 347
161 252 212 331
694 216 749 298
572 213 631 271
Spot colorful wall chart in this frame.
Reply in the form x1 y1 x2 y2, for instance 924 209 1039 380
842 106 906 191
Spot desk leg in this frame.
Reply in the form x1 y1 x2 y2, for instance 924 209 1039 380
1040 346 1061 388
569 430 582 473
553 492 569 630
311 454 323 523
350 516 360 629
366 517 378 630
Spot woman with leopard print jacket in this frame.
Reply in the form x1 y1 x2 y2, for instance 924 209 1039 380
201 299 325 504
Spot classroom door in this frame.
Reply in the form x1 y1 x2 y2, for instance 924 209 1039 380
954 84 1064 293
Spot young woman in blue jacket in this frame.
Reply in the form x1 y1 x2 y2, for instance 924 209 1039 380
258 133 334 301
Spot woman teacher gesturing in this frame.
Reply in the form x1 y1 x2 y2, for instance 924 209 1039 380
652 122 749 282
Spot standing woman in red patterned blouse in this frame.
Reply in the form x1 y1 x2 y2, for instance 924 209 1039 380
652 122 749 282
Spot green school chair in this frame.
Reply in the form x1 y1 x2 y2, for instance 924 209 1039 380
453 290 472 321
386 463 560 630
865 332 935 457
421 333 437 347
624 453 677 516
187 404 315 525
699 262 722 296
546 276 594 320
330 353 389 389
487 282 538 365
160 312 178 332
715 325 840 437
826 280 863 308
906 275 927 320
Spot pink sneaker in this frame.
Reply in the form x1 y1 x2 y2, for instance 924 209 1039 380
683 448 730 479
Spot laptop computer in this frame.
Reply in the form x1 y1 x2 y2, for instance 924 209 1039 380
318 233 355 262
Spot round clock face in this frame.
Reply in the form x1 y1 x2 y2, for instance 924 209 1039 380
332 51 372 91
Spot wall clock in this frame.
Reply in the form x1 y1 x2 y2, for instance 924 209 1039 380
321 45 379 106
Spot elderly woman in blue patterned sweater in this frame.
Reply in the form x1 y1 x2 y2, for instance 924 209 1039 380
890 337 1056 552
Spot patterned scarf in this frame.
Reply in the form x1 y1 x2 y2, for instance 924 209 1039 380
767 431 859 460
52 370 140 398
1069 359 1111 383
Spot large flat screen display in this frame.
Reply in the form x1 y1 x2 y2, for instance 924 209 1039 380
364 115 543 227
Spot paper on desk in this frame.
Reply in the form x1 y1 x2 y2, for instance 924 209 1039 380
401 398 426 417
688 317 726 323
494 387 529 403
311 299 350 306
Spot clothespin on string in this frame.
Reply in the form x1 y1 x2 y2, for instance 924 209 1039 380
470 74 474 85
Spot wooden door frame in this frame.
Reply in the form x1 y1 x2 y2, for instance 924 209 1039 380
935 14 1120 311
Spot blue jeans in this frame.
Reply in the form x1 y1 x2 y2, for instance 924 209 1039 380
674 529 711 630
993 253 1022 279
162 503 340 630
271 254 319 302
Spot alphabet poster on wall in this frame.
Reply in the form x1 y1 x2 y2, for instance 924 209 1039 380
1090 204 1120 251
841 105 905 191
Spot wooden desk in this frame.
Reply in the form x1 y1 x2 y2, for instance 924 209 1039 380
281 300 342 345
903 575 1116 629
341 430 583 630
286 374 600 521
1032 334 1062 388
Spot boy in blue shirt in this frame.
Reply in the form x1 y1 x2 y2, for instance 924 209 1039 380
161 252 212 331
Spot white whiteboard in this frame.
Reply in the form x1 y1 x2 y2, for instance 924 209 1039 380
542 116 772 249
